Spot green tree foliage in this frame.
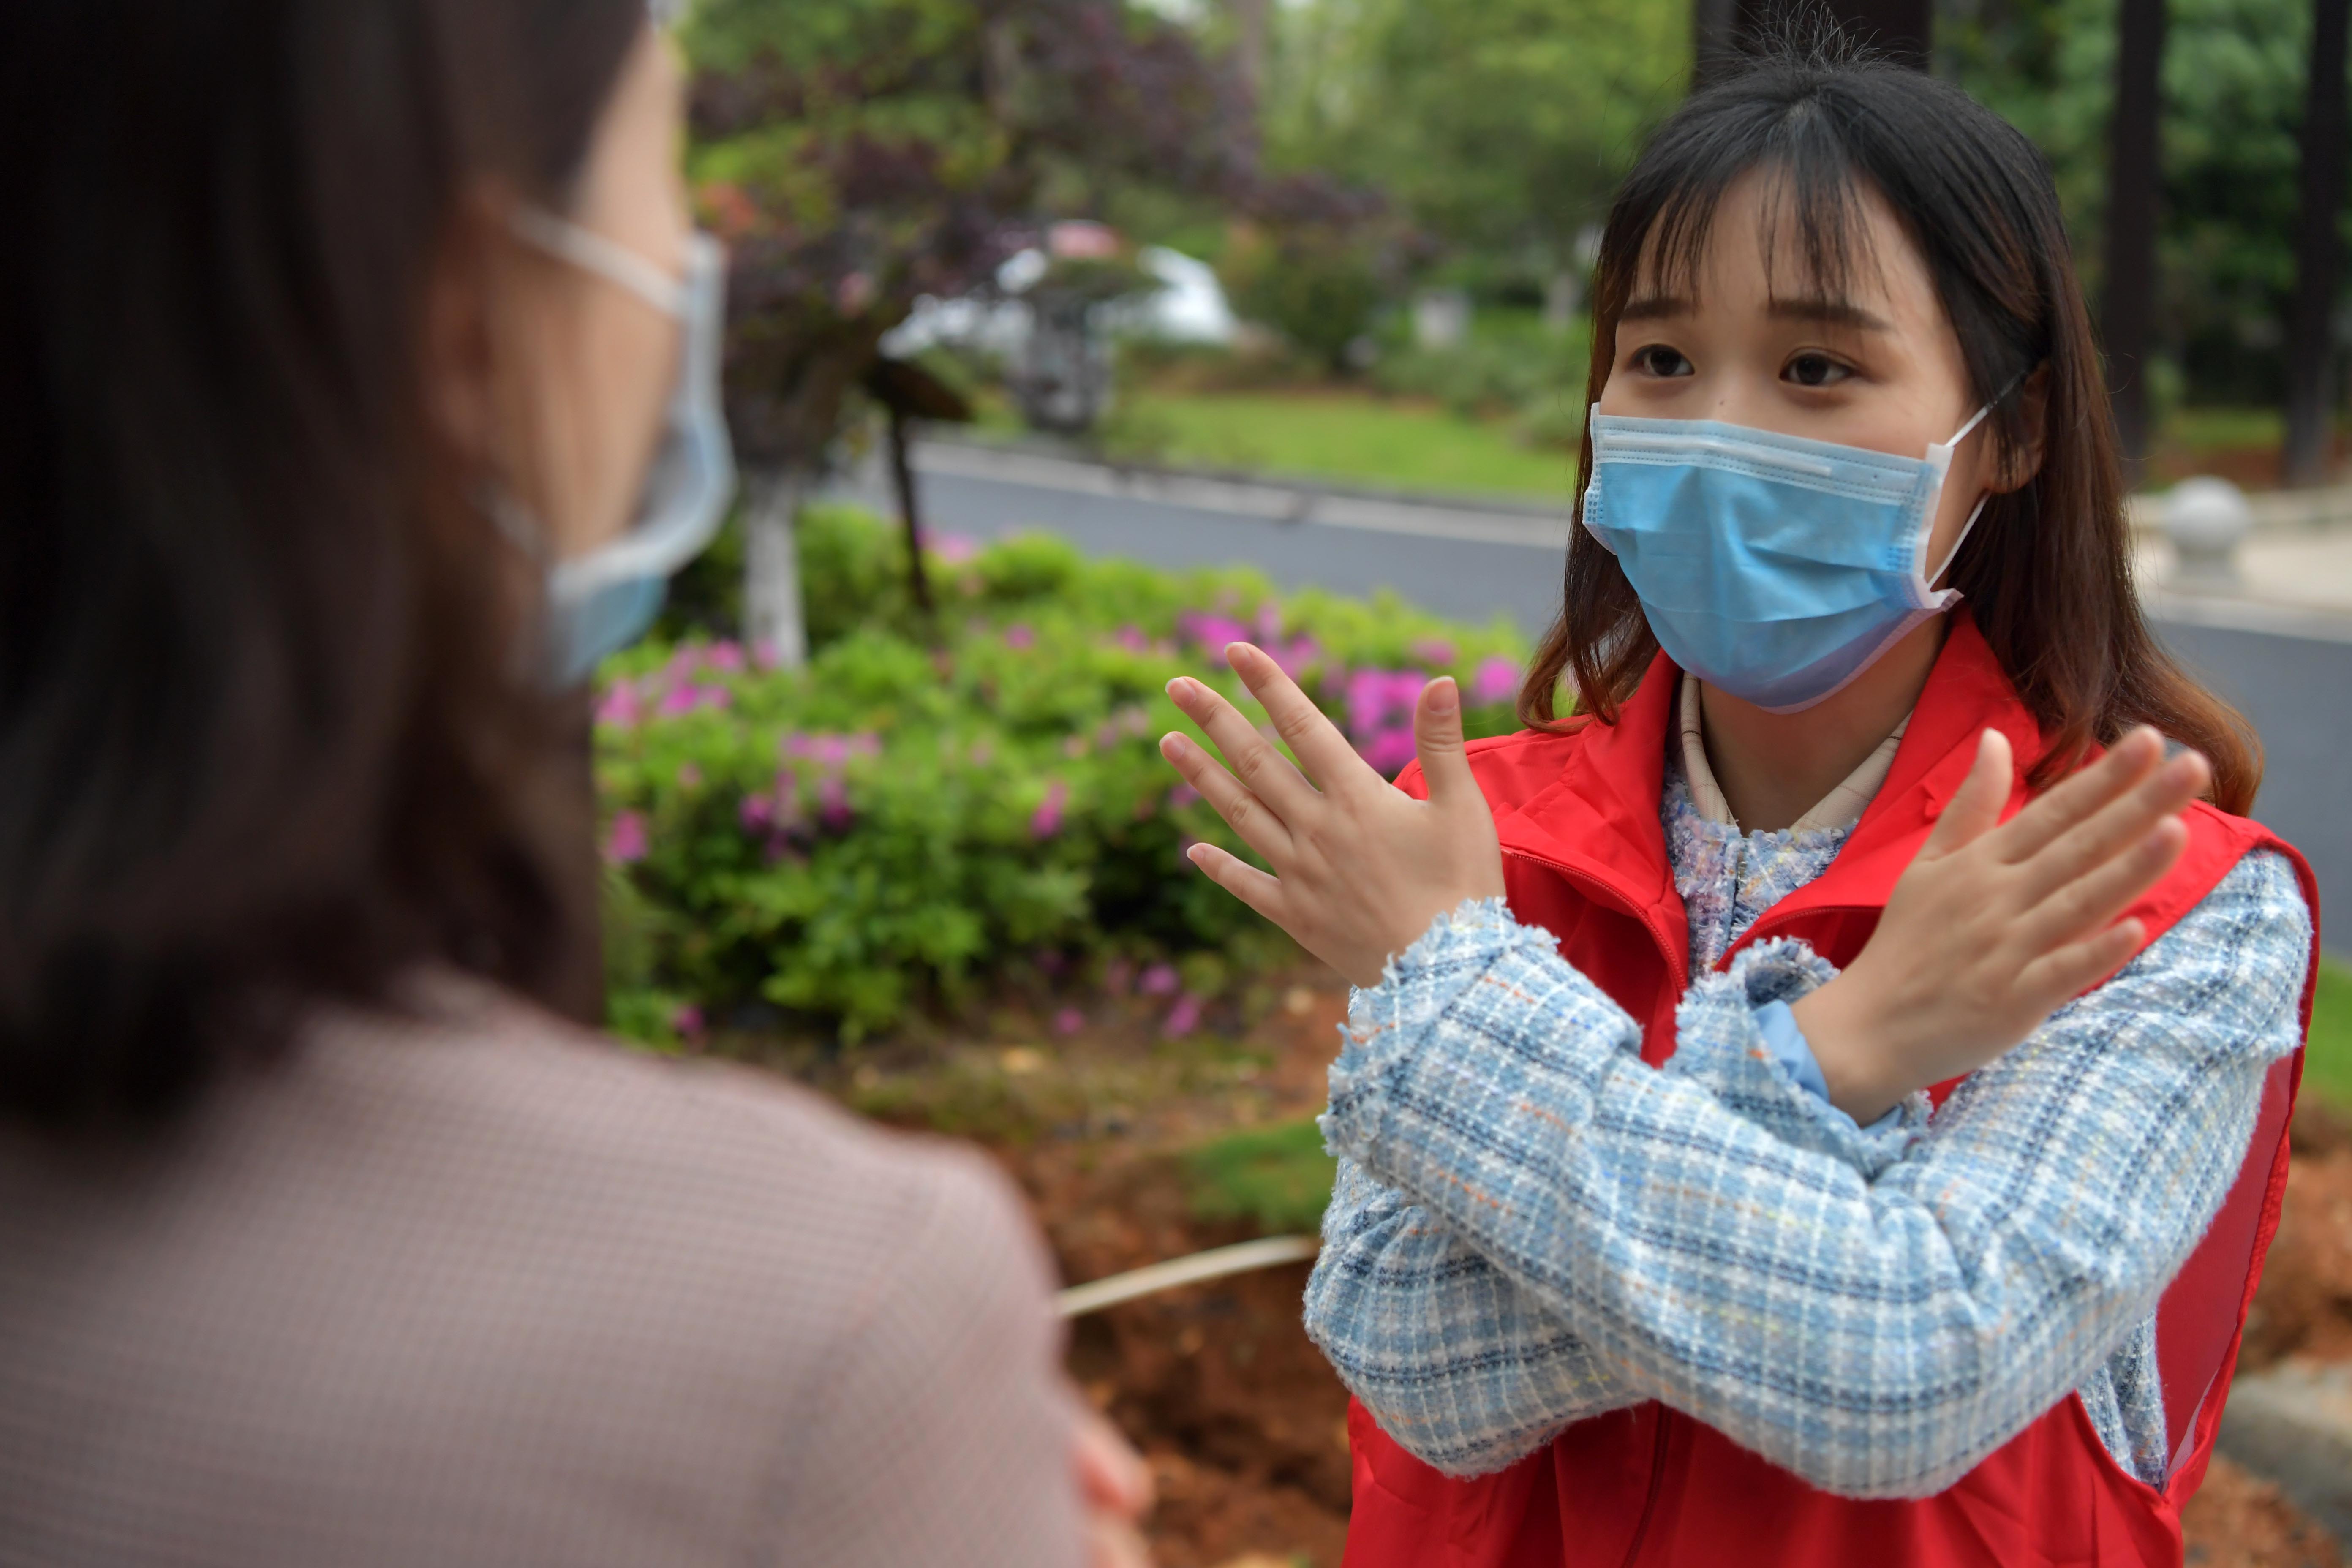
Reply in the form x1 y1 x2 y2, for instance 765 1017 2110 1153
1948 0 2336 403
1263 0 1690 286
680 0 1250 467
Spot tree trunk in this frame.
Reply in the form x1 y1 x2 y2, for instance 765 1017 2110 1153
743 471 809 670
887 408 936 618
2284 0 2351 487
1229 0 1270 115
2104 0 2167 477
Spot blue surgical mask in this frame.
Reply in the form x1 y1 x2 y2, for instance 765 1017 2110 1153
506 210 739 687
1580 402 1995 713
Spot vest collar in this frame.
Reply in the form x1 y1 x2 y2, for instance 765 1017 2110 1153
1494 614 2043 972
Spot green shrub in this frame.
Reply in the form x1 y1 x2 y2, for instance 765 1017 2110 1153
1183 1117 1339 1234
597 504 1532 1045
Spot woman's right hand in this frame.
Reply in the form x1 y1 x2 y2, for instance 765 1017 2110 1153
1791 726 2210 1124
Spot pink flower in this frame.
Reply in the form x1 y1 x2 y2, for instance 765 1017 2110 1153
594 682 642 730
1362 725 1420 776
672 1005 706 1043
1472 655 1521 706
817 777 851 831
604 810 648 865
1138 963 1180 997
677 762 702 788
657 684 701 718
1411 638 1458 667
1345 669 1427 738
1162 994 1203 1039
1054 1007 1086 1037
1177 612 1251 657
1030 780 1070 840
753 638 782 670
1063 735 1089 759
695 685 733 713
1004 623 1036 651
926 532 979 565
1266 636 1322 680
1115 625 1151 653
705 641 745 672
1167 782 1201 809
739 793 775 833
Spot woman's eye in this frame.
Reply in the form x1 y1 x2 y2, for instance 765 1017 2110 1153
1784 352 1853 387
1633 345 1693 378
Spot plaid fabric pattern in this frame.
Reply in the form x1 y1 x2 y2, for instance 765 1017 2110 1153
1307 845 2310 1497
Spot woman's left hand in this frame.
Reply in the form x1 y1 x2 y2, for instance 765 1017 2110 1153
1159 642 1505 989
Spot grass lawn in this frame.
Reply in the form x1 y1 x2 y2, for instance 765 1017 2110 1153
2303 957 2352 1110
1119 392 1580 501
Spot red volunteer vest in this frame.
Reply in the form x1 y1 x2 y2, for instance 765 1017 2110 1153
1352 618 2318 1568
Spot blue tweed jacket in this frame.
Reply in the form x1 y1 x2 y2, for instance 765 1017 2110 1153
1305 769 2311 1500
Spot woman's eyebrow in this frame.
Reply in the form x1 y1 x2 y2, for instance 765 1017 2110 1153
1767 296 1894 331
1619 295 1692 322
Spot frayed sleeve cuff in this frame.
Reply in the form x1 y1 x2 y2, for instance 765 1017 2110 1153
1664 938 1927 1177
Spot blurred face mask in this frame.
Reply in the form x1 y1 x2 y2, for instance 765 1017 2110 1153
507 209 738 687
1579 402 1995 713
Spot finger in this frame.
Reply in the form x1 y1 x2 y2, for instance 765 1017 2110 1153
1186 840 1290 926
1920 728 2012 857
1072 1411 1153 1518
1159 732 1295 863
1084 1515 1153 1568
1225 642 1381 796
1985 727 2167 864
1165 673 1320 821
2014 917 2148 1010
2014 745 2207 904
2017 816 2188 953
1413 677 1485 810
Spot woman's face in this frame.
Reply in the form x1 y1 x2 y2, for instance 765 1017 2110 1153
1595 170 2020 579
474 24 691 562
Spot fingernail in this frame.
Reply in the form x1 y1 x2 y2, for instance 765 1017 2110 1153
1426 677 1458 715
1165 677 1191 701
1186 843 1208 867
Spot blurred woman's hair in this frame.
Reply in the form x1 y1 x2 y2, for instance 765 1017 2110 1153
1521 46 2264 813
0 0 648 1124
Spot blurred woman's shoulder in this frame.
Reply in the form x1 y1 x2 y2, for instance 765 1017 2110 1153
0 976 1081 1567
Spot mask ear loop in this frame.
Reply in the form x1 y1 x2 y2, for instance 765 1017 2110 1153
1926 370 2031 590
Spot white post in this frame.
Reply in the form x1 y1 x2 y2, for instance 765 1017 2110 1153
743 471 808 670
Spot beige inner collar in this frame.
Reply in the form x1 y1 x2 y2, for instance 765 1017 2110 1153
1677 672 1910 834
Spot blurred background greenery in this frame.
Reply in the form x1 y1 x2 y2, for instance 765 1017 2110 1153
677 0 2352 505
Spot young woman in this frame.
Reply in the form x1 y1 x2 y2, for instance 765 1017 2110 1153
0 4 1146 1564
1157 52 2317 1568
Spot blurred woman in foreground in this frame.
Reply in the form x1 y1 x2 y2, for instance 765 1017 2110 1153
0 3 1141 1563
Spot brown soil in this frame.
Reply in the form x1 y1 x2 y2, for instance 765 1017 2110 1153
804 983 2352 1565
1004 984 1357 1568
2183 1457 2344 1568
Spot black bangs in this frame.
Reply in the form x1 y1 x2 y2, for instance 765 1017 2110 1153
1626 109 1879 314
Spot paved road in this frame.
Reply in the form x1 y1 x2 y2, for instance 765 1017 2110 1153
845 442 2352 950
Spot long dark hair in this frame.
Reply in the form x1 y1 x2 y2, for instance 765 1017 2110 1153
1522 47 2263 813
0 0 648 1124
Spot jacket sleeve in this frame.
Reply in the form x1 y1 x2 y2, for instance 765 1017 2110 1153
1305 1151 1644 1475
1309 849 2310 1498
